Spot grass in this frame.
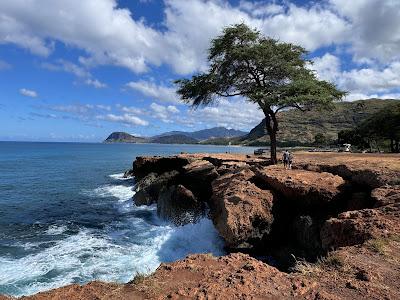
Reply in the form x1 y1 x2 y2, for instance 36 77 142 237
366 238 388 255
129 272 148 285
291 252 345 276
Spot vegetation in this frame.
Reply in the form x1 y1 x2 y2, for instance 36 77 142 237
175 23 345 163
338 101 400 152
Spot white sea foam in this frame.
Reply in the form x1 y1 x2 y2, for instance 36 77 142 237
45 225 68 235
83 184 134 202
0 175 224 297
0 218 224 297
109 173 132 180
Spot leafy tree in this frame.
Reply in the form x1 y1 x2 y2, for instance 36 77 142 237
338 102 400 152
175 24 346 163
313 133 327 146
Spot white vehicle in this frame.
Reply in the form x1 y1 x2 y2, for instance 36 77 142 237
339 143 351 152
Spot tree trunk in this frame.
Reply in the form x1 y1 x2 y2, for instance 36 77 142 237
390 139 395 153
263 109 278 164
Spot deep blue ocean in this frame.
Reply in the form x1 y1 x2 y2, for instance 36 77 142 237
0 142 256 297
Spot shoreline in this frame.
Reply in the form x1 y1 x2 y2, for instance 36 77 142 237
3 151 400 299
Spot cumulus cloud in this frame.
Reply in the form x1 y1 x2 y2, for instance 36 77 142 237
186 98 264 130
19 88 38 98
0 0 352 75
312 53 400 100
150 102 179 123
126 80 179 104
96 113 149 126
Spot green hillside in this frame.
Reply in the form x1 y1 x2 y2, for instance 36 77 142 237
239 99 399 146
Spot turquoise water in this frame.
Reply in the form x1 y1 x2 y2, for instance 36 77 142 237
0 142 256 297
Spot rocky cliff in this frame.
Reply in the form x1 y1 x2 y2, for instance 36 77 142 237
7 152 400 299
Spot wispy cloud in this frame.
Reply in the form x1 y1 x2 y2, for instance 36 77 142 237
41 59 107 89
19 88 38 98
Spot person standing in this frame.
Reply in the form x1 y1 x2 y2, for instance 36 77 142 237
288 151 293 169
282 150 289 169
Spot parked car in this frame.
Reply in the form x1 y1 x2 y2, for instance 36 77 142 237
254 148 269 155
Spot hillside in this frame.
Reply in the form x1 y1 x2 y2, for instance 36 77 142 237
104 132 148 143
239 99 399 146
153 127 246 141
150 134 198 144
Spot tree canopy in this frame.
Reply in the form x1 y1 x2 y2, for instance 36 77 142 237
175 23 346 163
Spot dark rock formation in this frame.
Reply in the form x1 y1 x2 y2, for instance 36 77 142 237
181 160 218 201
157 185 203 225
133 156 192 180
134 171 179 206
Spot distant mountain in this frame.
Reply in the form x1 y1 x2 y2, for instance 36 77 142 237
150 134 199 144
239 99 399 146
104 132 148 143
154 127 246 141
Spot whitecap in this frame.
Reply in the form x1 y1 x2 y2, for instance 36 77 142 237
45 225 68 235
109 173 132 180
83 185 134 202
0 217 224 297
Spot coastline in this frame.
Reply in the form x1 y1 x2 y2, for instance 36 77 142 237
3 151 400 299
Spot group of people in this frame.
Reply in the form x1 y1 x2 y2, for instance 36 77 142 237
282 150 293 169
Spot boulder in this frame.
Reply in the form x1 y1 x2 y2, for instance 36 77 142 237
181 160 219 201
292 215 322 255
133 156 192 180
320 203 400 250
134 170 179 206
372 185 400 207
123 169 134 178
157 185 203 225
210 168 274 248
253 166 346 207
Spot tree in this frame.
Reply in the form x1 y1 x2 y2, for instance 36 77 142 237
338 102 400 153
314 133 327 146
175 24 346 163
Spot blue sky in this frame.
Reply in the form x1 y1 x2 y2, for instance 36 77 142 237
0 0 399 142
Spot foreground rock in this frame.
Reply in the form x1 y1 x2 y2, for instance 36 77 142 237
372 185 400 207
321 203 400 250
18 243 400 300
211 168 275 248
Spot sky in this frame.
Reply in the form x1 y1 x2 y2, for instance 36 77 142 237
0 0 399 142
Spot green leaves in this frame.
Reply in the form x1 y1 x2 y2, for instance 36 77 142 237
175 23 346 113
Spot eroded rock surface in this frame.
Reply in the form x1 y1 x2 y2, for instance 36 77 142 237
211 168 275 248
253 166 346 207
372 185 400 207
321 203 400 250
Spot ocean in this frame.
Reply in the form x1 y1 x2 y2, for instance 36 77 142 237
0 142 256 297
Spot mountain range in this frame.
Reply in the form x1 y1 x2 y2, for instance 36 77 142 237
104 99 398 146
104 127 246 144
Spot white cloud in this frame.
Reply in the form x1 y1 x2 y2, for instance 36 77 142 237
19 88 38 98
312 53 400 97
126 80 179 104
0 0 351 75
187 98 264 130
331 0 400 64
96 113 149 126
